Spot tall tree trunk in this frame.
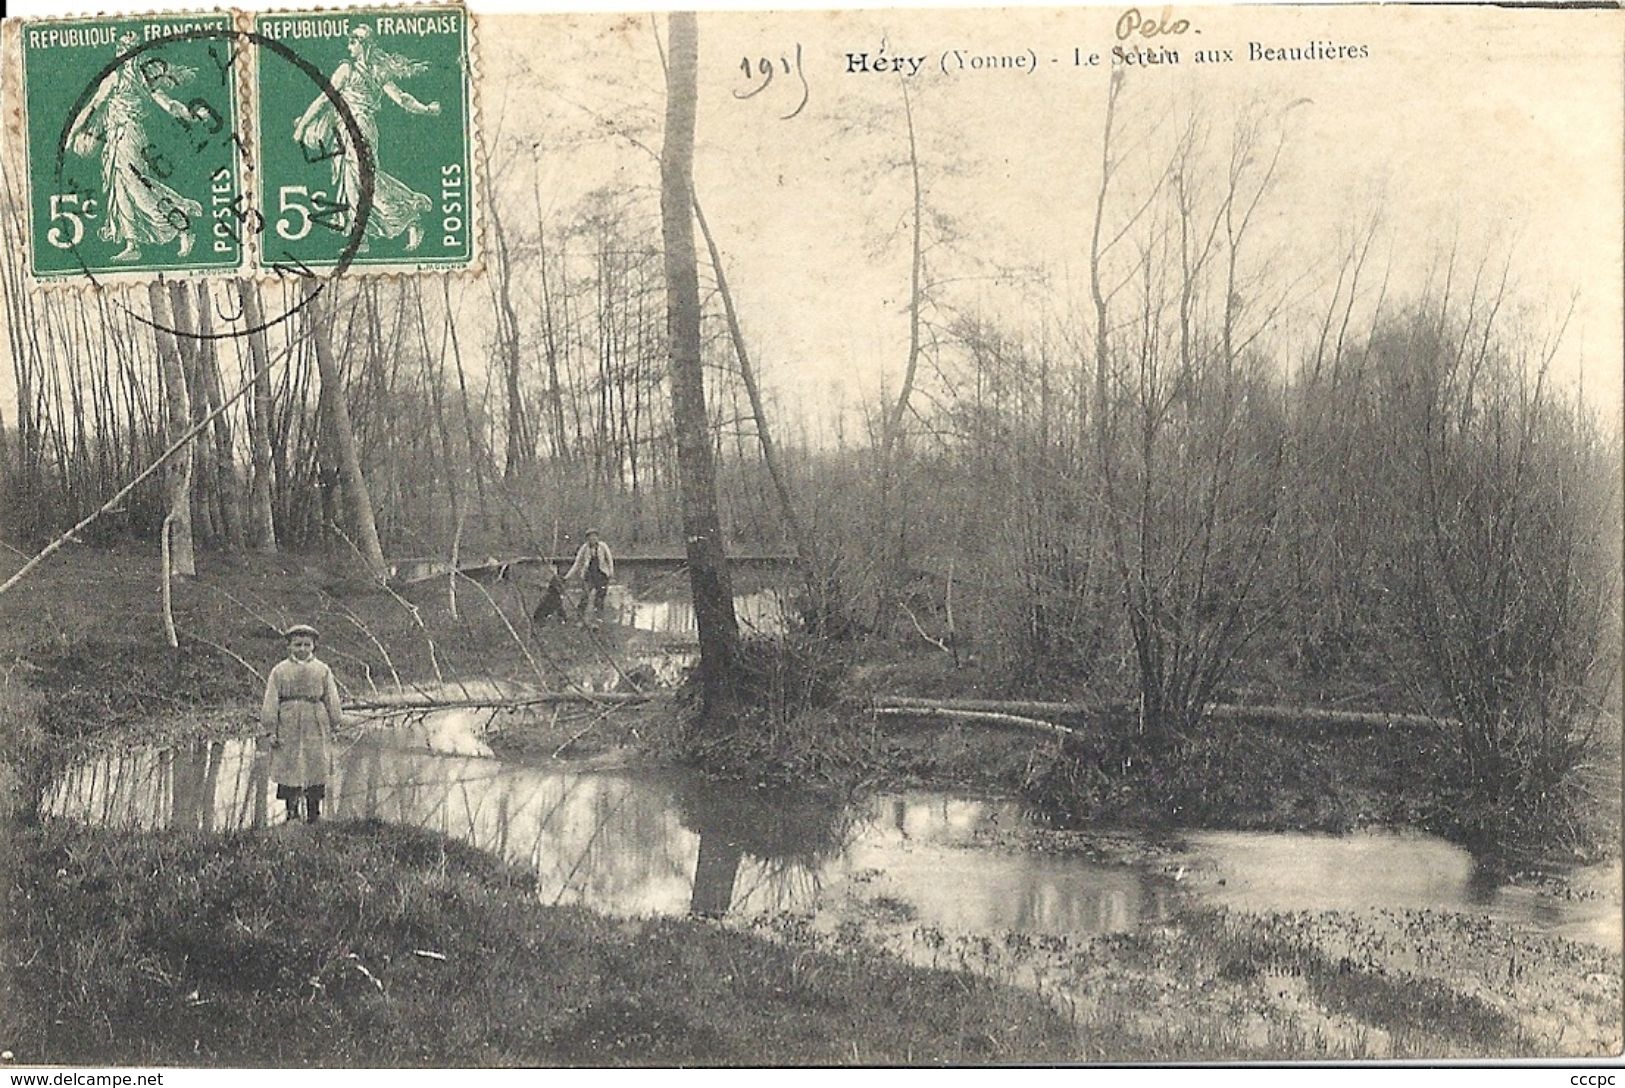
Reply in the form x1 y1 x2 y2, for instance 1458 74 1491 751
414 279 463 559
309 293 387 577
867 83 928 635
880 81 925 466
147 283 195 577
481 149 529 483
693 196 809 557
238 280 278 552
442 277 491 519
662 11 738 711
535 221 570 461
166 283 219 545
194 283 241 547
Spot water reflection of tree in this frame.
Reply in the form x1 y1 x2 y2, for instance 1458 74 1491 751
169 741 225 831
1002 865 1176 935
675 779 856 917
41 739 267 831
44 738 860 925
330 748 699 914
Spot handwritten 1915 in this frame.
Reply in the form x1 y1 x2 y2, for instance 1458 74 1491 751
735 42 809 120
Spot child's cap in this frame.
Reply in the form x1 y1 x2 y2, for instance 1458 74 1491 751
282 623 320 640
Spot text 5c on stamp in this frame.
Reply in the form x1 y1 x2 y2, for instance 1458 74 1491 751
19 13 248 282
250 6 476 276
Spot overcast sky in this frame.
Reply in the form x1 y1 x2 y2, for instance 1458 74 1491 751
2 2 1620 432
485 3 1620 421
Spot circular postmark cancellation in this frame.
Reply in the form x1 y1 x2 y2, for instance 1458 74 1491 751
252 8 476 275
25 16 244 280
34 21 376 339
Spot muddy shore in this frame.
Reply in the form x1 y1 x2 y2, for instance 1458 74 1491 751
3 551 1620 1062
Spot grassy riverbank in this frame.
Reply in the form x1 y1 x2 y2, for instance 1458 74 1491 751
2 820 1073 1065
2 548 1617 862
0 548 649 813
807 891 1623 1059
0 547 637 711
10 814 1617 1064
2 549 1620 1064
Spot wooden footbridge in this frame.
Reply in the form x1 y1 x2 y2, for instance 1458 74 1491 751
387 551 801 586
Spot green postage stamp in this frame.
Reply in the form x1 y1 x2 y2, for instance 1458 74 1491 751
250 7 476 275
17 12 246 281
10 5 477 283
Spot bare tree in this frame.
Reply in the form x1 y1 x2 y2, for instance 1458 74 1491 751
309 292 387 577
693 198 808 556
193 282 241 548
1383 290 1617 847
238 280 279 553
879 80 926 467
147 283 195 578
482 151 533 483
1094 95 1294 738
662 11 739 710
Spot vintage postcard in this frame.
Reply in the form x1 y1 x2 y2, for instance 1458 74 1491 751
0 0 1620 1071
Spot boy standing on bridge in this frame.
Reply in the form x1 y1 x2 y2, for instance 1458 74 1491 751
565 529 615 627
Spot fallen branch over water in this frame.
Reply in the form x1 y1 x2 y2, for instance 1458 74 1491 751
344 691 658 712
874 695 1443 730
871 705 1076 739
342 691 1078 741
339 690 1443 734
1206 703 1442 728
876 695 1096 718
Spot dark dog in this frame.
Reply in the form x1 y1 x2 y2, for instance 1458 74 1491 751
531 571 568 626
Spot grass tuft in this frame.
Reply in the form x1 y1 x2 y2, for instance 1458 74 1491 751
2 819 1074 1066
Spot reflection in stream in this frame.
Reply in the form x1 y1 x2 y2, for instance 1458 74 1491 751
617 589 789 639
43 720 1622 952
548 587 784 691
43 730 1173 936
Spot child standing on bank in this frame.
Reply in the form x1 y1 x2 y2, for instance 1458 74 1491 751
261 624 343 824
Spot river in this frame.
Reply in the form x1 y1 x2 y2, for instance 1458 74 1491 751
44 710 1621 955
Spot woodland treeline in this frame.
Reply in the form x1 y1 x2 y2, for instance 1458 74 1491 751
1 57 1619 825
0 192 789 559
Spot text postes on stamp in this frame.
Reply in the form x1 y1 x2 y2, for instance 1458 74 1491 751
19 12 247 282
251 6 475 277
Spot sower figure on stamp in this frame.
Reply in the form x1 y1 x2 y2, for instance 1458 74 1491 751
67 30 204 262
565 529 614 628
292 25 440 252
261 624 343 825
